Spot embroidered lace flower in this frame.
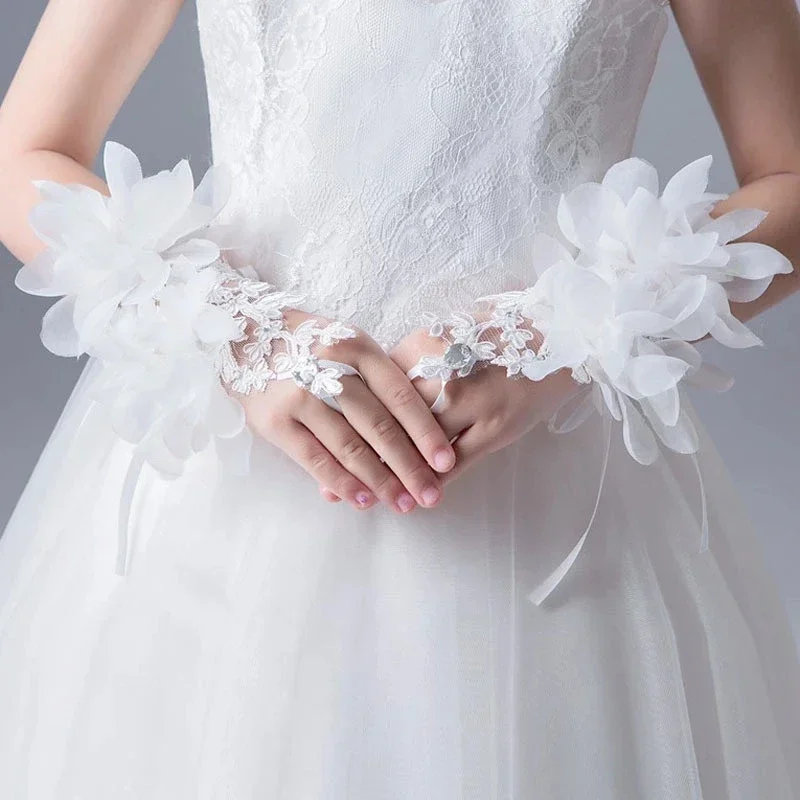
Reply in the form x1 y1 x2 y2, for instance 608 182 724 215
209 268 361 409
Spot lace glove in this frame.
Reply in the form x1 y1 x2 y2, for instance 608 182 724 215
407 155 793 605
15 141 364 575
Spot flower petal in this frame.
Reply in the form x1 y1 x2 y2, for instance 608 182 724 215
602 157 659 203
660 155 713 216
103 141 143 202
40 296 82 356
698 207 767 244
619 395 659 465
710 314 763 348
557 183 624 251
619 354 690 399
15 250 61 296
659 232 719 265
724 276 773 304
724 241 793 280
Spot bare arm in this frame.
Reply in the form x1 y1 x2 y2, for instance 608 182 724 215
671 0 800 320
0 0 186 263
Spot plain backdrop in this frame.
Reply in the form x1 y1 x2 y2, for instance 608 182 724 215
1 4 798 633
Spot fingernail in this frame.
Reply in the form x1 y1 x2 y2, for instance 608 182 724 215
421 486 440 507
396 493 416 513
356 492 372 507
434 448 455 471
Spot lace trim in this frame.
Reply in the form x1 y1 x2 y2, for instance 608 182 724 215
208 265 360 400
196 0 670 346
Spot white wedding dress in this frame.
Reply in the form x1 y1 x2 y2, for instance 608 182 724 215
1 0 800 797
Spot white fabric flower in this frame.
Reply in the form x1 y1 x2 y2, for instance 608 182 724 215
15 141 253 476
475 155 793 464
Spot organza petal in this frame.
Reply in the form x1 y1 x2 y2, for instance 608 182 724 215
698 207 767 244
660 155 713 216
619 354 690 399
40 296 82 357
684 362 735 393
14 250 61 296
643 384 680 427
557 183 623 250
32 179 80 205
657 338 702 369
163 238 221 267
647 408 699 455
619 395 659 465
625 186 665 263
724 241 793 279
602 157 659 203
710 314 763 348
103 141 143 203
725 276 773 304
659 232 719 265
652 275 708 324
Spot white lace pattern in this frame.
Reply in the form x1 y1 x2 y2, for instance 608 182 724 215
196 0 671 347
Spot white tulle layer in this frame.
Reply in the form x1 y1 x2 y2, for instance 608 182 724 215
1 358 799 799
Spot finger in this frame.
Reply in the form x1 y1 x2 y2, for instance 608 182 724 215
337 376 443 510
275 420 376 511
440 423 491 486
320 486 341 503
298 399 414 514
357 352 456 474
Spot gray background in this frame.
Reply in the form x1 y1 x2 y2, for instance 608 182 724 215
1 4 798 630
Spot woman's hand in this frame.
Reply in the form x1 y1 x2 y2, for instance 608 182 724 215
319 323 580 503
237 310 457 514
387 327 581 484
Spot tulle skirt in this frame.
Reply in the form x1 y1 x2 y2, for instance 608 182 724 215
1 357 799 799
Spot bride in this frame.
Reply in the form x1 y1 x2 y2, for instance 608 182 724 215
1 0 799 796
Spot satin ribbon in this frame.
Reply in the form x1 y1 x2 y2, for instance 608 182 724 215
527 413 614 606
527 414 709 606
405 366 451 414
116 450 146 577
276 359 365 412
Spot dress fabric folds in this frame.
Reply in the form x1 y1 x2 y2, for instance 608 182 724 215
1 0 800 797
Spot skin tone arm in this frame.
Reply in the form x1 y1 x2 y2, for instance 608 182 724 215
357 0 800 497
674 0 800 320
0 0 457 515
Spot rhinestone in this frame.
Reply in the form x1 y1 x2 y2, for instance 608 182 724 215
292 355 320 387
442 343 473 369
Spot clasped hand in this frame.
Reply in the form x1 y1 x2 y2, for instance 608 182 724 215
238 309 577 514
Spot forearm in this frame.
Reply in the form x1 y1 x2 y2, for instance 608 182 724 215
0 148 107 264
713 171 800 322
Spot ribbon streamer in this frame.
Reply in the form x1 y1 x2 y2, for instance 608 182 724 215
527 413 613 606
116 451 146 577
527 415 710 607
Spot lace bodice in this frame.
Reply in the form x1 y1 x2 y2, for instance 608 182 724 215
195 0 670 347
